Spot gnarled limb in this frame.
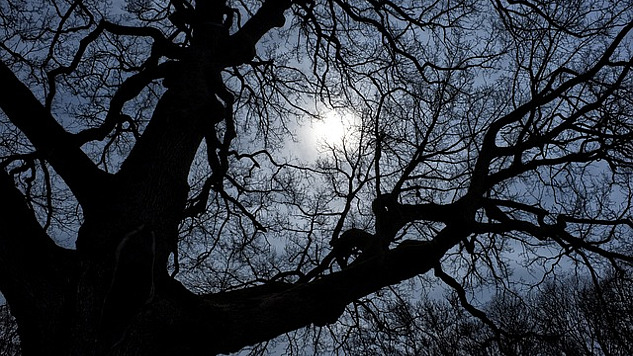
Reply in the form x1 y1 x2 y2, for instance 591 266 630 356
0 61 110 212
106 223 469 355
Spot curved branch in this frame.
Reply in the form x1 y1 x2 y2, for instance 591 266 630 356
120 224 469 355
471 21 633 194
434 264 501 336
73 61 178 145
225 0 299 65
101 21 183 60
46 21 105 110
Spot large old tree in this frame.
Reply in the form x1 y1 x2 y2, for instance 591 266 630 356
1 0 633 354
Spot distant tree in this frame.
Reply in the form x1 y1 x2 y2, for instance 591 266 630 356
340 271 633 356
1 0 633 354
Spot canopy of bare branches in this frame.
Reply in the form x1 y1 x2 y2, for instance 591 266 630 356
1 0 632 354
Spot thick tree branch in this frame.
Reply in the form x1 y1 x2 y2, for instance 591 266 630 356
114 87 207 200
214 225 467 353
114 224 470 355
0 61 110 211
225 0 300 65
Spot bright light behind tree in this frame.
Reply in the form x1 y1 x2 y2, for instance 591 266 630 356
312 110 358 148
2 0 633 355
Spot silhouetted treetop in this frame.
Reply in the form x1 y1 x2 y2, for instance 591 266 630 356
0 0 632 354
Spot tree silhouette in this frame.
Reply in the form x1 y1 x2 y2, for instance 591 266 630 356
1 0 632 354
342 271 633 356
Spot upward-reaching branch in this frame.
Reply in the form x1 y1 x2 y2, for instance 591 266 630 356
0 61 110 211
114 0 304 212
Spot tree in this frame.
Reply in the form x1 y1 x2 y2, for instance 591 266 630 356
1 0 633 354
340 270 633 356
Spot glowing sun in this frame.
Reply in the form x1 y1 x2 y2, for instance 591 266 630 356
312 110 357 146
